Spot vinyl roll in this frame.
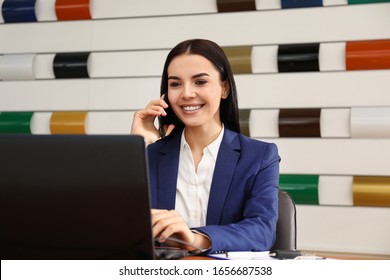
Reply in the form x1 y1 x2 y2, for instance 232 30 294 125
50 112 87 134
279 108 321 137
323 0 348 5
353 176 390 207
34 54 56 79
251 45 278 73
0 54 36 80
217 0 256 12
239 109 250 137
281 0 323 9
30 112 52 134
0 0 4 23
0 112 33 134
278 43 320 72
346 40 390 71
320 108 351 138
223 46 252 74
279 174 319 205
55 0 91 21
249 109 279 138
256 0 281 10
2 0 37 23
35 0 57 21
318 175 353 206
319 42 346 71
351 107 390 138
53 52 90 79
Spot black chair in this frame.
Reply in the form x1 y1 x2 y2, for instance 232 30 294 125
271 190 297 250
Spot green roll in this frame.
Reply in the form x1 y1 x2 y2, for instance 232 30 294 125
279 174 319 205
0 112 33 134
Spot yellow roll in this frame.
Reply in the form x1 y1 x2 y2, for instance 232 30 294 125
353 176 390 207
50 112 87 134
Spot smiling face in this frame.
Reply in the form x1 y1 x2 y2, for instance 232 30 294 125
167 54 228 133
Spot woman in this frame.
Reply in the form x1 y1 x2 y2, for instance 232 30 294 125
131 39 280 254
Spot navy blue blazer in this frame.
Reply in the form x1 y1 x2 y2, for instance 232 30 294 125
147 128 280 253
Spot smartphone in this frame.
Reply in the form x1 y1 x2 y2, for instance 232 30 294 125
158 94 178 137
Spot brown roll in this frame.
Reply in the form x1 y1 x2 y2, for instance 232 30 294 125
279 108 321 137
217 0 256 12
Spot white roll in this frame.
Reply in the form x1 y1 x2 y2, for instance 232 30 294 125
34 54 56 79
30 112 52 135
318 175 353 206
35 0 57 22
251 45 278 74
255 0 281 10
0 54 36 80
351 107 390 138
320 108 351 138
323 0 348 6
319 42 346 71
249 109 279 138
0 0 4 23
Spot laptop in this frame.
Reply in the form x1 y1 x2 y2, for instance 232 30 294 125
0 134 158 260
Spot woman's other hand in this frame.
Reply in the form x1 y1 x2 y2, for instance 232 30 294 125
151 209 211 252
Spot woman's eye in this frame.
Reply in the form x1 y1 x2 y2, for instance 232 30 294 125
195 80 207 86
169 82 181 88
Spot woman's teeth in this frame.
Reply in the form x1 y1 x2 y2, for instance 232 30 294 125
183 105 202 111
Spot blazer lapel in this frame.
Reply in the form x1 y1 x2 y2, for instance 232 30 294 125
206 129 241 225
156 133 181 210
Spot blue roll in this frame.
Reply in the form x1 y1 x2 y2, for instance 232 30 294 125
2 0 37 23
281 0 323 9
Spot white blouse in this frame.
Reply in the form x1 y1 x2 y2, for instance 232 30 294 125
175 126 224 228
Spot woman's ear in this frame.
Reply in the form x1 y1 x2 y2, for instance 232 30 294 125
221 81 230 99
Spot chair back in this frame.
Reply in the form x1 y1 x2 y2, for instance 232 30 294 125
271 190 297 250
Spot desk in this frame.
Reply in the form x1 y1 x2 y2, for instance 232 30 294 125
307 251 390 260
182 251 390 260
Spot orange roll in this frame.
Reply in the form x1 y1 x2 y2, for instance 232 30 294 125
55 0 91 21
50 112 87 134
346 40 390 70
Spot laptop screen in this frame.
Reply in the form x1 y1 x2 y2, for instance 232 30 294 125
0 134 154 260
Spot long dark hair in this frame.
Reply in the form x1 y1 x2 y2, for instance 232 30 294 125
159 39 240 136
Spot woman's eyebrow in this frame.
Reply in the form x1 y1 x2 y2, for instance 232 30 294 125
192 73 210 78
168 73 210 80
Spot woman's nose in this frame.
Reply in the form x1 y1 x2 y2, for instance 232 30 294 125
181 84 196 98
